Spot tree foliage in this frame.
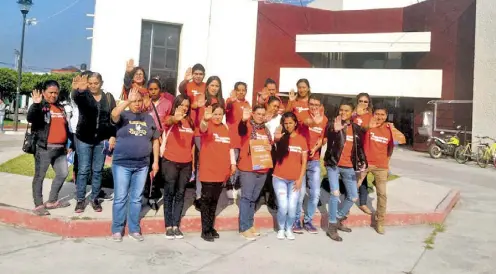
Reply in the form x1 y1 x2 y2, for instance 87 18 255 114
0 68 76 100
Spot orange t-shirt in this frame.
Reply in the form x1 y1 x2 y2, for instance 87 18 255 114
299 116 328 161
226 99 251 149
353 112 372 128
185 82 206 129
194 97 219 136
273 133 308 181
162 117 195 163
47 104 67 145
199 122 231 183
290 100 311 124
365 125 392 169
237 123 271 173
337 126 354 168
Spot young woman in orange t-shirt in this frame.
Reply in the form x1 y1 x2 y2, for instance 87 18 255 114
286 79 311 124
353 93 374 215
198 103 236 242
323 100 367 242
160 94 195 240
237 105 273 240
272 112 308 240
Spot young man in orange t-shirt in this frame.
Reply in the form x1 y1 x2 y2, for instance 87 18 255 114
358 103 394 235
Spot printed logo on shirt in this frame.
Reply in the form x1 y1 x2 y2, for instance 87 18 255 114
179 125 194 134
288 145 303 153
346 134 353 142
309 126 323 134
213 133 230 144
256 133 269 140
295 106 309 113
129 121 148 136
370 132 389 144
50 111 65 118
192 90 201 97
356 118 363 126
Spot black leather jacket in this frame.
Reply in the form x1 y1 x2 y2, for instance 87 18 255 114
323 122 368 170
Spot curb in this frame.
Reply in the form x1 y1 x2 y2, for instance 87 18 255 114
0 190 460 238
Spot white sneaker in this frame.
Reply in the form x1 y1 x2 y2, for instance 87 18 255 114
277 230 285 240
285 230 295 240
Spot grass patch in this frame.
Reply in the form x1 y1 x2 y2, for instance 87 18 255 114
0 153 114 187
424 223 446 250
3 118 27 126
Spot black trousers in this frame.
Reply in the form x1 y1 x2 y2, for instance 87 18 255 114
358 175 369 206
200 182 223 233
162 159 192 227
144 154 163 199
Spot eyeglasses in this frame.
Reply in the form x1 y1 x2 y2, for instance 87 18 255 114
359 100 369 104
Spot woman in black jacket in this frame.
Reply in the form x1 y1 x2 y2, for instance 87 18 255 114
71 73 116 213
323 100 367 242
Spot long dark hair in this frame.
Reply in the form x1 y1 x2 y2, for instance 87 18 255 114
147 78 162 90
296 78 311 99
130 67 147 86
171 94 194 130
356 92 372 113
274 112 298 164
205 76 225 108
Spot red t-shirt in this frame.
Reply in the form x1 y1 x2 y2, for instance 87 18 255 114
47 104 67 145
353 112 372 128
290 100 310 124
365 124 392 169
185 82 206 129
337 126 354 168
273 133 308 181
194 97 218 136
299 116 328 161
226 99 251 149
162 117 195 163
237 123 271 173
199 122 231 183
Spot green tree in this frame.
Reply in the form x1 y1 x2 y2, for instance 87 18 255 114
0 68 17 98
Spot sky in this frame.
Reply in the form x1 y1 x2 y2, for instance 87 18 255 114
0 0 312 73
0 0 95 72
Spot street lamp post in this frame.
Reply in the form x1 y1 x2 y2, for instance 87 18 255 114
13 0 33 131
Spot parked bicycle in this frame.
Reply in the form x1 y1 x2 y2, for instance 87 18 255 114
454 136 492 165
476 136 496 168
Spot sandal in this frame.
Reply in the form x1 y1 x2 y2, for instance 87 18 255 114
45 201 71 210
33 206 51 216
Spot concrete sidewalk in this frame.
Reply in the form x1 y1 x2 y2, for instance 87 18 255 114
0 170 459 237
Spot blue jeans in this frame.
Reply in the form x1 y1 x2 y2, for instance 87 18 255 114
239 171 267 232
326 166 358 224
75 138 105 201
295 160 321 224
111 164 148 234
273 176 300 231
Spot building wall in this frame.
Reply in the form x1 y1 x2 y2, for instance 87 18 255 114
307 0 427 11
253 3 404 100
91 0 258 103
472 0 496 141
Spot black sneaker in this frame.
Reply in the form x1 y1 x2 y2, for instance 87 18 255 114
148 199 159 211
210 229 220 239
75 200 86 213
173 227 184 239
91 199 103 212
165 228 175 240
193 199 201 212
97 190 113 201
201 232 214 242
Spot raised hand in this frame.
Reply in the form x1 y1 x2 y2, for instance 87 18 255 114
229 89 237 101
128 88 140 102
260 87 269 101
184 67 193 81
173 108 186 122
203 106 213 121
369 117 380 129
126 59 135 73
78 75 89 91
333 116 344 132
196 93 206 108
288 89 297 101
356 106 367 116
71 75 80 90
32 89 42 104
274 125 283 140
241 107 251 122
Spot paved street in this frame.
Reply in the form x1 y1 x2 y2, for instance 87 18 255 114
0 146 495 273
0 133 24 165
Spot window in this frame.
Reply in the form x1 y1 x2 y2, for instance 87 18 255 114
139 21 181 95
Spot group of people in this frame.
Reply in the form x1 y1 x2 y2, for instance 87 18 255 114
27 60 395 243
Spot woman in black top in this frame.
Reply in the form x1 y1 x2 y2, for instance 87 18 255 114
71 73 116 213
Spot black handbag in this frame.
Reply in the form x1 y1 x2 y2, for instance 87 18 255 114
22 123 36 154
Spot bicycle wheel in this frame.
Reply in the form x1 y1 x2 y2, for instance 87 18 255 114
455 146 469 164
476 146 489 168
